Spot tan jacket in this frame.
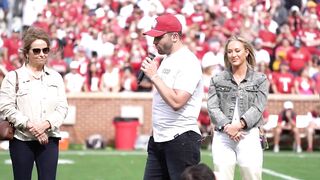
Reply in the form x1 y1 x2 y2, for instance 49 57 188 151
0 65 68 141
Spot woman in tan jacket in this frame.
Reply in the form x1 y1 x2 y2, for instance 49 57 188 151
0 26 68 180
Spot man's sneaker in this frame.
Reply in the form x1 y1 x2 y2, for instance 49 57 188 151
297 146 302 153
273 145 279 153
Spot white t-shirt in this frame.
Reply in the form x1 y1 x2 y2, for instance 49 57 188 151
232 98 240 122
101 68 120 91
255 49 270 65
152 47 203 142
64 72 85 93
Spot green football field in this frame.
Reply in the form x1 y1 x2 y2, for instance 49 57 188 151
0 149 319 180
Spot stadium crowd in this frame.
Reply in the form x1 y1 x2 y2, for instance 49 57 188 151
0 0 319 95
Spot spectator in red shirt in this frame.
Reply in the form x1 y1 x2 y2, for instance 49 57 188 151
221 9 243 37
62 31 76 64
119 65 138 92
128 33 147 75
294 67 316 95
276 23 295 45
205 15 226 44
6 54 22 71
197 102 213 150
186 2 206 28
287 6 303 35
194 38 209 60
312 59 320 94
271 61 295 94
32 13 50 32
3 30 22 61
300 15 320 56
273 101 302 153
286 38 312 76
48 52 68 77
64 0 83 22
258 18 277 57
125 4 143 31
257 62 274 93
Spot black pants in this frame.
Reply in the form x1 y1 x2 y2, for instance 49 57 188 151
9 137 60 180
143 131 201 180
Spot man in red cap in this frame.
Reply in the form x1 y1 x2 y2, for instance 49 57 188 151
141 13 204 180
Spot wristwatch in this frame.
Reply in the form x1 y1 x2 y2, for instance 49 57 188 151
240 119 247 129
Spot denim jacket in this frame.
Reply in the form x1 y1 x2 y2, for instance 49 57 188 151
207 68 269 130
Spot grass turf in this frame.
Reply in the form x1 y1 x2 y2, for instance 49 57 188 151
0 149 319 180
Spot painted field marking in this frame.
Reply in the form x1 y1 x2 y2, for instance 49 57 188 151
4 159 74 165
263 168 302 180
1 150 320 157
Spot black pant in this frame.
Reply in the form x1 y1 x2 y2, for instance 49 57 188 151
143 131 201 180
9 137 60 180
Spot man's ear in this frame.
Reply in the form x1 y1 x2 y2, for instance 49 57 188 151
171 33 179 42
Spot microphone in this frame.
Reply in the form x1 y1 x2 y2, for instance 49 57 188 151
138 53 156 84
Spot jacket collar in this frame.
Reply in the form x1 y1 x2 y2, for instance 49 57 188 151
225 66 255 82
22 63 50 75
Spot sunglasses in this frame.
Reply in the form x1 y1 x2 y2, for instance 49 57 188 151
31 47 50 55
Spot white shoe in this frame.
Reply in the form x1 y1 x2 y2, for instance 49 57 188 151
273 145 279 153
297 146 302 153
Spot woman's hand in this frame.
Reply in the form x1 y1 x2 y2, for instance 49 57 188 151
224 122 241 137
37 133 49 145
230 131 244 142
27 121 50 138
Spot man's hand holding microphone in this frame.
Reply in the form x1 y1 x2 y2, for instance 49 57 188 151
138 53 158 84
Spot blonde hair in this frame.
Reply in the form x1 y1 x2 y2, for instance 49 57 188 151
223 36 256 70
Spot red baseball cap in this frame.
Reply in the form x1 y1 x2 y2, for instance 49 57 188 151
143 13 182 37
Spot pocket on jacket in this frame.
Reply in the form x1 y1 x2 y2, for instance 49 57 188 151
47 83 59 96
244 85 258 92
216 86 231 92
244 85 258 103
16 89 29 97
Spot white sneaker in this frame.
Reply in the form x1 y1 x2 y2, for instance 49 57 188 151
296 146 302 153
273 145 279 153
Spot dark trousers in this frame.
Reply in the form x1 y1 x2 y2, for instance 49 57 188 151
143 131 201 180
9 137 60 180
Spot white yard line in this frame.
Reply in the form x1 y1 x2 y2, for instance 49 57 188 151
1 150 320 157
4 159 75 165
263 168 302 180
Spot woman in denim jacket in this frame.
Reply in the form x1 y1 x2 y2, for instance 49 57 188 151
207 36 269 180
0 27 68 180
